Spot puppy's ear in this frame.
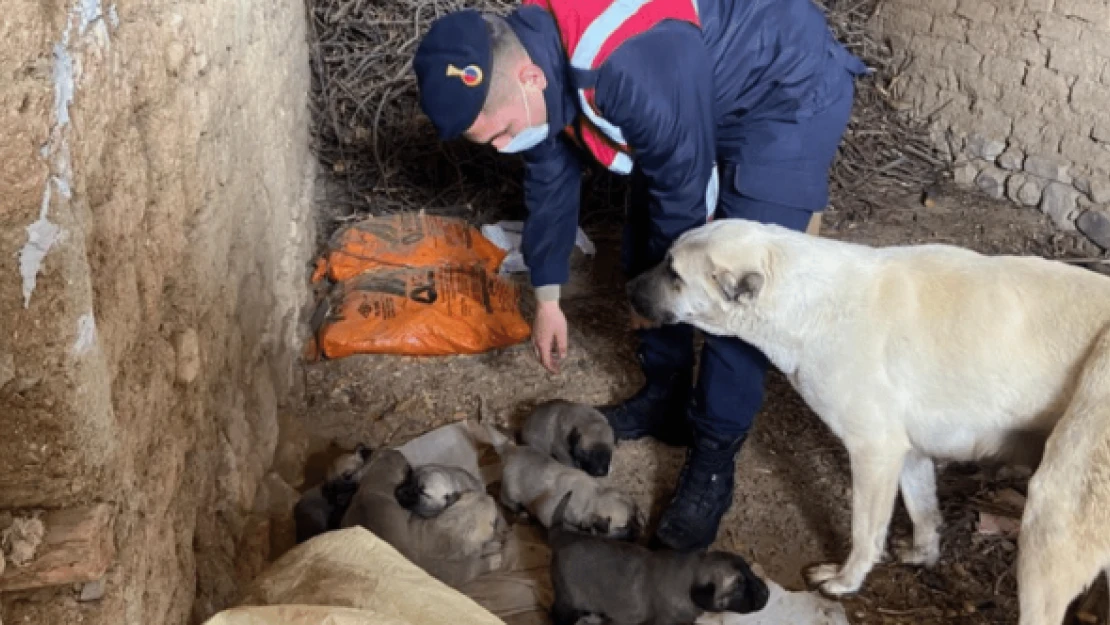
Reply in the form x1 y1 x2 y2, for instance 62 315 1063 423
566 428 582 453
355 443 372 460
626 509 644 541
592 516 611 536
690 582 718 612
713 270 763 303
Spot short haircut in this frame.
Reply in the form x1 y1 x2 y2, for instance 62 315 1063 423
481 14 529 112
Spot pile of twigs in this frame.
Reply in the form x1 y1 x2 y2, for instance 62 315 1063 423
304 0 948 226
821 0 949 216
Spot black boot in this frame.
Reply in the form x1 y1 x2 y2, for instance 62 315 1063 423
651 427 746 551
599 365 694 447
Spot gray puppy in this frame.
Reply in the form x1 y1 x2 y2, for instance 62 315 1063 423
547 492 771 625
492 430 643 541
293 443 373 544
340 448 508 588
394 462 486 518
522 399 615 477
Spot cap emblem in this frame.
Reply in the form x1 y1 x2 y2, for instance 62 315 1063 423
446 63 483 87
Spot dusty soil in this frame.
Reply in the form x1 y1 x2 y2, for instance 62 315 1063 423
296 182 1104 625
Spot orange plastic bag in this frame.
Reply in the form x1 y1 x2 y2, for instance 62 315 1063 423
312 213 509 283
305 213 531 359
313 264 531 358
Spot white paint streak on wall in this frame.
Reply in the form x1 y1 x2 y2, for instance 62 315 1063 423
21 182 63 308
78 0 102 34
20 0 117 309
72 313 98 355
52 41 75 128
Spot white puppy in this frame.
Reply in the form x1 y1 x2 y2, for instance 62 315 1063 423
626 217 1110 607
1018 328 1110 625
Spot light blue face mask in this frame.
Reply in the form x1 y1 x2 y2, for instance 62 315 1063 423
498 81 549 154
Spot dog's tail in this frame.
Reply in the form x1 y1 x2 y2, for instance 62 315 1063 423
472 396 515 457
545 490 576 548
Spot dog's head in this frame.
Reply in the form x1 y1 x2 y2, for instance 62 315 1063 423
689 551 771 615
394 465 471 518
325 443 374 481
567 423 614 477
626 220 780 336
590 490 644 541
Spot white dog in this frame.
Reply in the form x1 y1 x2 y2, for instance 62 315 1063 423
626 217 1110 621
1018 328 1110 625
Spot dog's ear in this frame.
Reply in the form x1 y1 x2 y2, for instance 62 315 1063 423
689 582 718 611
713 270 764 303
592 516 611 536
626 509 645 541
446 490 462 508
566 428 581 453
354 443 372 461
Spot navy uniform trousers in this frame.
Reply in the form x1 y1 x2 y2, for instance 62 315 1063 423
620 66 858 443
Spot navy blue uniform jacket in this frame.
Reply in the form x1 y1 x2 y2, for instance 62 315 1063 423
505 0 868 290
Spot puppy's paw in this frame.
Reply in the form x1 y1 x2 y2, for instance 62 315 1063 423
804 563 840 586
480 540 503 557
893 540 939 567
804 563 861 597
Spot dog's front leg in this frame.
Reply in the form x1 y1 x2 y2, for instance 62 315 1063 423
807 444 907 596
894 450 942 566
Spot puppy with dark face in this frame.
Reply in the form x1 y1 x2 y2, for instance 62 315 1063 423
325 443 374 481
341 449 509 588
492 431 643 541
521 399 615 477
293 444 373 544
546 492 770 625
394 462 485 518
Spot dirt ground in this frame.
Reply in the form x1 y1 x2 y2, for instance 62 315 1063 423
296 182 1104 625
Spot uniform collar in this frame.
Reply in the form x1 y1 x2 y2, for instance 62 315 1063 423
506 6 578 132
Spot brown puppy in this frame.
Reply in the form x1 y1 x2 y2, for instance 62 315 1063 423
547 492 771 625
340 448 508 588
522 399 615 477
394 462 486 519
493 428 642 541
293 444 373 544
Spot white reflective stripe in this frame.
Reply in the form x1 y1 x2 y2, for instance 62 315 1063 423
570 0 650 71
690 0 699 18
570 0 650 146
577 90 627 146
705 162 719 220
610 152 634 175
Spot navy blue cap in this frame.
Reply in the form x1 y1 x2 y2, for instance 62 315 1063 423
413 10 493 141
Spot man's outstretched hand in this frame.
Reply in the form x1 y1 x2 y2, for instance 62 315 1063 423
532 300 568 374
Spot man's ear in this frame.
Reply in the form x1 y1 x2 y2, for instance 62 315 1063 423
519 62 547 90
713 270 764 303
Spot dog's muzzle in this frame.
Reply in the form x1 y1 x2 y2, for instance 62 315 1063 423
394 478 420 509
626 272 676 325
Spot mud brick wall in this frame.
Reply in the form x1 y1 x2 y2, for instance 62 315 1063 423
0 0 315 623
869 0 1110 250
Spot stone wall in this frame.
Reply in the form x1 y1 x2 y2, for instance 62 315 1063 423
869 0 1110 250
0 0 314 622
